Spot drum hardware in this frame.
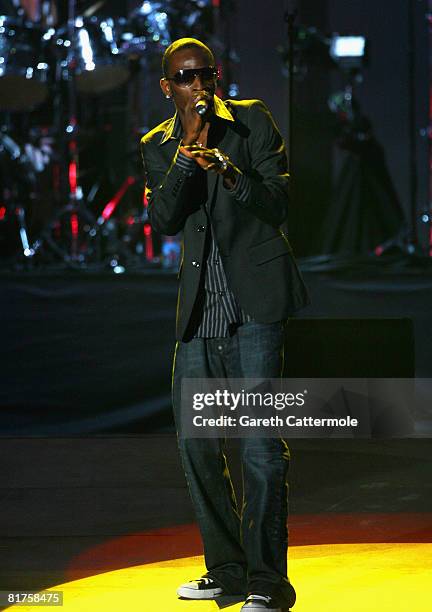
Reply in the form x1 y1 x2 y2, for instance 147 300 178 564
53 15 130 95
31 0 102 266
0 126 97 267
0 0 213 269
32 0 172 267
30 0 174 269
1 1 101 268
0 130 40 258
0 16 50 111
89 174 155 271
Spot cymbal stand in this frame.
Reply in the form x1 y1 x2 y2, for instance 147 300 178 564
29 0 100 267
57 0 98 263
0 130 37 259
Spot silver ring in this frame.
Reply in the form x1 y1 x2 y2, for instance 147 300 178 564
214 149 228 171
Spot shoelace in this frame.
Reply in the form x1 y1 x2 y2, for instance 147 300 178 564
246 594 272 604
196 578 214 586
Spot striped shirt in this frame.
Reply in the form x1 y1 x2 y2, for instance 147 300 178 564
176 149 252 338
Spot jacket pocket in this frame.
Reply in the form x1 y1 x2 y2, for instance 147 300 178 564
248 234 293 266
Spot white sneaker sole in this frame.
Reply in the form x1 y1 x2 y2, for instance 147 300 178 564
177 585 223 599
240 605 283 612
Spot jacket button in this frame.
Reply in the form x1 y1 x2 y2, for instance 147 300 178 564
192 260 200 268
196 225 205 232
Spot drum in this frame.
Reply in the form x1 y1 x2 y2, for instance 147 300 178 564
55 17 129 95
119 3 171 57
0 16 50 112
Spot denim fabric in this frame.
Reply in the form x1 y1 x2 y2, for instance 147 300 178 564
172 320 296 609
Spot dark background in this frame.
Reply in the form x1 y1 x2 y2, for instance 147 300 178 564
122 0 429 255
223 0 429 255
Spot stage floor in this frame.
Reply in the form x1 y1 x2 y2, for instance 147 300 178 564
4 542 431 612
1 437 431 611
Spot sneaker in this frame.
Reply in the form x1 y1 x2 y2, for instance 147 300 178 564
240 593 290 611
177 576 224 599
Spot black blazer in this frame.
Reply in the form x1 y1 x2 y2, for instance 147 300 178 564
141 97 310 340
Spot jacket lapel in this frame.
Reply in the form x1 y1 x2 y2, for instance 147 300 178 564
206 168 219 212
206 115 231 210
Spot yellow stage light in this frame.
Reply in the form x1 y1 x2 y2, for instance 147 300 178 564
4 543 431 612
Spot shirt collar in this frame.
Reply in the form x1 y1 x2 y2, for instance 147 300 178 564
158 95 234 145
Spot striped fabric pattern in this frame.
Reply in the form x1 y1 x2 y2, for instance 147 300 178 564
175 150 195 176
174 148 253 338
195 229 252 338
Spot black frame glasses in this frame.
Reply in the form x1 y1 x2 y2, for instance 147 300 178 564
165 66 219 87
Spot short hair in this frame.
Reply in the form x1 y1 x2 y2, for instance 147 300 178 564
162 38 215 77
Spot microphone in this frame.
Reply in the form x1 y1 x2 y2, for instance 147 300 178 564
195 99 209 116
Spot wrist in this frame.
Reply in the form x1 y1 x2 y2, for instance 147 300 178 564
222 165 238 189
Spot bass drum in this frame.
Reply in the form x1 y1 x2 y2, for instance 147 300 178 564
0 17 50 111
55 17 129 95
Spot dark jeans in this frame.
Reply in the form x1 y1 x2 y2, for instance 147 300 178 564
172 320 296 609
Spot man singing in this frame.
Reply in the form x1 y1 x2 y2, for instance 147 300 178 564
141 37 309 612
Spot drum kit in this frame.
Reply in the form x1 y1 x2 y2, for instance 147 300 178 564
0 0 178 268
0 3 173 111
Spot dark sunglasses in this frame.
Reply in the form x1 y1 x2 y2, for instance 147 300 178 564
165 66 219 87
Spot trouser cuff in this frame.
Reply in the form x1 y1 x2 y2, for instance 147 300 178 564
205 568 248 596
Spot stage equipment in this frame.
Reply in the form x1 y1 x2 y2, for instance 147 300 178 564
373 0 429 258
0 0 228 270
323 87 405 255
125 1 170 51
53 16 129 95
278 25 368 86
0 130 42 257
279 17 407 257
14 0 105 267
0 15 50 111
329 35 367 71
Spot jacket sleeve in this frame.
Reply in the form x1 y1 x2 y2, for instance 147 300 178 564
228 100 290 228
141 139 197 236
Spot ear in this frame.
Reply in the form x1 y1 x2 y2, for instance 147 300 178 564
160 78 171 99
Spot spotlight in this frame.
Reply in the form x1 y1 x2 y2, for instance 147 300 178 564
330 36 367 70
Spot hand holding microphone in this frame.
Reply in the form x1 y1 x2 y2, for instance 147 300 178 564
181 144 240 190
194 99 209 116
181 92 211 145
